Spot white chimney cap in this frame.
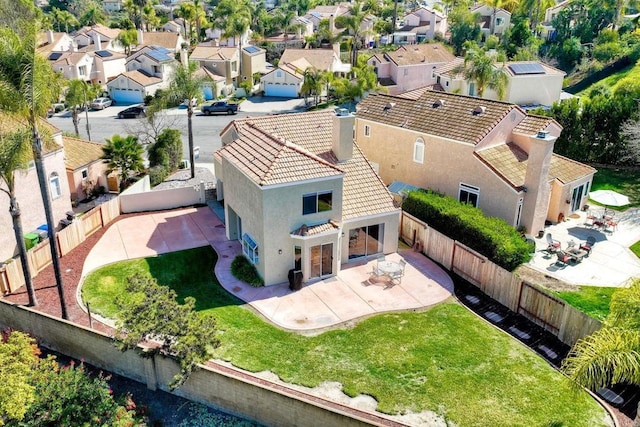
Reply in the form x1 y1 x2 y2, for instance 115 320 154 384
335 108 350 116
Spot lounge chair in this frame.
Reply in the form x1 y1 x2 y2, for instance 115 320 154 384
579 236 596 256
546 233 561 253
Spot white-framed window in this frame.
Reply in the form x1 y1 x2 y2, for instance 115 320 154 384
459 183 480 207
242 233 259 264
78 65 86 76
81 169 88 180
303 191 333 215
49 172 61 199
431 66 436 79
364 125 370 137
413 138 425 164
496 17 504 26
231 62 237 72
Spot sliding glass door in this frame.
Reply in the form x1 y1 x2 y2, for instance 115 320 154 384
348 224 384 259
310 243 333 278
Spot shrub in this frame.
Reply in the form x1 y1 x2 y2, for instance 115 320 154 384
148 165 169 187
231 255 264 287
402 190 532 271
143 95 154 105
592 42 622 62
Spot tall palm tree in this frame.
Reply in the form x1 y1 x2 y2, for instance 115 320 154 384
301 67 322 105
167 61 211 179
0 120 38 307
176 3 196 44
335 1 370 67
212 0 252 77
101 134 145 192
0 22 68 319
562 279 640 424
455 46 508 99
64 79 101 138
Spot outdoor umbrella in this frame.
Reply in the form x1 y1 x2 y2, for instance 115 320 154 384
588 190 630 210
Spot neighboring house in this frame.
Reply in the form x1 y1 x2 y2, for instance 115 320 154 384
280 48 351 74
368 43 456 95
62 136 108 202
204 27 250 49
190 44 239 89
161 20 184 36
434 60 565 107
195 66 226 100
74 24 123 53
90 49 127 85
49 51 94 82
37 30 74 56
304 3 376 46
259 60 306 97
103 0 122 12
0 115 72 261
541 0 572 40
471 5 511 37
215 109 400 286
241 45 268 85
355 91 596 236
107 45 177 103
135 30 184 53
394 7 447 45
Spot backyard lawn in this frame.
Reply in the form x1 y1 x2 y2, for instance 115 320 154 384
82 247 609 427
576 63 640 98
555 286 615 321
590 166 640 208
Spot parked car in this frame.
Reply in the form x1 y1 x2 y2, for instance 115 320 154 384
117 105 146 119
201 101 239 115
179 97 198 108
91 97 112 110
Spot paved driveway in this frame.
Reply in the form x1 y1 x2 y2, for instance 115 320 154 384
82 207 454 331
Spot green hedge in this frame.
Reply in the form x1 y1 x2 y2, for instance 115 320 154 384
231 255 264 287
403 190 532 271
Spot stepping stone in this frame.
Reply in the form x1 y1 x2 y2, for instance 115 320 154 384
597 388 624 405
464 294 480 305
484 311 504 323
537 345 557 359
508 326 531 340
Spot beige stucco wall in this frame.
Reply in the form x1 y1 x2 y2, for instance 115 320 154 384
241 52 267 83
67 160 108 201
355 119 521 227
0 149 72 261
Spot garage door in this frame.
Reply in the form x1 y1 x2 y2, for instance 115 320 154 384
265 83 298 98
202 86 214 101
110 88 143 105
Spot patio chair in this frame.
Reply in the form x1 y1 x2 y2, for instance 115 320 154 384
546 233 561 253
579 236 596 256
556 250 571 265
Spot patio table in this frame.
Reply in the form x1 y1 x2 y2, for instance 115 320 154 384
567 248 588 263
377 260 403 277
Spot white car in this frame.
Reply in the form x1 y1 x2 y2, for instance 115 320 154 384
91 97 112 110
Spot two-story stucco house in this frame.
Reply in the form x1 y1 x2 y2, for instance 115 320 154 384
189 44 239 94
49 51 95 82
434 60 565 107
73 24 123 53
0 116 72 261
355 91 596 236
37 30 74 57
471 5 511 38
215 109 400 286
368 43 455 95
393 7 447 45
107 45 177 104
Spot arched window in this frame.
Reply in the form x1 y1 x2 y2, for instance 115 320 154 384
49 172 61 199
413 138 425 164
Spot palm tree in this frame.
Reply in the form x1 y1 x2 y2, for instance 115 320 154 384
50 8 80 33
212 0 252 77
562 279 640 424
176 3 196 44
301 67 322 105
0 22 68 319
79 4 107 26
0 120 38 307
455 46 508 99
117 28 138 55
335 1 370 67
64 79 101 138
167 60 211 179
101 134 145 192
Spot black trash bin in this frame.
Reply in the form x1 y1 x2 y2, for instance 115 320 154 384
288 269 295 290
288 269 303 291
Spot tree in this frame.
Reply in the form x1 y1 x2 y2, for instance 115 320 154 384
64 79 101 138
448 5 482 55
0 21 69 319
0 330 39 424
176 3 196 43
301 67 322 105
455 45 508 98
49 7 79 33
79 3 107 26
117 28 138 55
335 1 370 67
0 121 38 307
148 128 183 172
114 273 220 389
620 114 640 164
166 60 210 179
101 134 144 191
562 279 640 424
212 0 252 77
124 97 180 146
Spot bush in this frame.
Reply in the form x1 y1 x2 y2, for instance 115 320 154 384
148 165 169 187
231 255 264 287
402 190 532 271
592 42 622 62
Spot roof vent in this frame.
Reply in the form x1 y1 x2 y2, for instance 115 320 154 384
400 117 410 127
335 107 349 117
472 105 486 116
536 130 550 139
433 99 445 108
383 102 396 112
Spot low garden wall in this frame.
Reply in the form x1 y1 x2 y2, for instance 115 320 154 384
0 300 398 427
401 212 602 346
119 176 207 213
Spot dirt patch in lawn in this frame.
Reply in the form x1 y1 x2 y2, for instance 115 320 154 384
516 265 579 292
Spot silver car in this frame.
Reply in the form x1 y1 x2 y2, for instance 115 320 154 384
91 97 112 110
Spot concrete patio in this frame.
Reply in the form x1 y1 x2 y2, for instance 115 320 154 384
82 206 454 331
527 208 640 287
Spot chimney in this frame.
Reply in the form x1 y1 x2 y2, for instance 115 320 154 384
225 60 233 86
180 46 188 68
46 29 54 44
92 32 101 51
332 42 340 55
137 28 144 45
429 10 436 39
329 14 335 32
332 108 355 161
521 131 557 236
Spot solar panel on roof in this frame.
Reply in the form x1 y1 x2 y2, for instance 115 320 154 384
508 63 545 75
147 49 171 62
95 50 113 57
244 46 260 54
48 52 62 60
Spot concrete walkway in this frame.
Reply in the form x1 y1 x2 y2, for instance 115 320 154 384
527 209 640 287
83 207 454 331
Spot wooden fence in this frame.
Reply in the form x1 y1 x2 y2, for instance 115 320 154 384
0 197 121 294
401 212 602 346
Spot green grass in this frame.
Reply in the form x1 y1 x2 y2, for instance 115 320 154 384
576 63 640 97
631 240 640 258
555 286 616 321
590 165 640 209
82 247 608 427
